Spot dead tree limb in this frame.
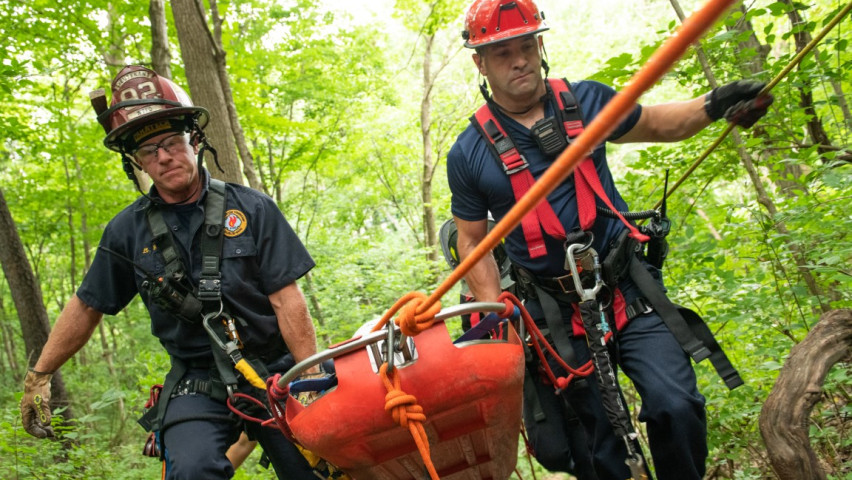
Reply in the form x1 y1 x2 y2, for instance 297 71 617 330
759 309 852 480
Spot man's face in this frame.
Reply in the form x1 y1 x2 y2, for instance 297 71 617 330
131 131 200 202
473 35 544 103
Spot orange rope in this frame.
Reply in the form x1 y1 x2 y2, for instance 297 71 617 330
369 292 442 478
379 362 440 479
424 0 737 312
367 0 736 475
369 291 442 335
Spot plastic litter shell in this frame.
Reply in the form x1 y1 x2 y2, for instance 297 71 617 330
286 322 525 480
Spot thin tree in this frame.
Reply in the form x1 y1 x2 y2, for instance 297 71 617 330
169 0 243 184
150 0 172 78
0 187 74 425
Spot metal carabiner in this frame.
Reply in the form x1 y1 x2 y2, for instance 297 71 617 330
565 243 603 302
202 311 228 351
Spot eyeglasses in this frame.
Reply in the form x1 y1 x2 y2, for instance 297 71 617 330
131 133 190 163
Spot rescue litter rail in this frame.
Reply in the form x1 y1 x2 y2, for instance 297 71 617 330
277 301 507 387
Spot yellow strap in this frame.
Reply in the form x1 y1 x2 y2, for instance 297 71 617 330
234 359 266 390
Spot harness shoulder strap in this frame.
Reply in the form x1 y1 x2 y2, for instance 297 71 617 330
470 104 566 258
198 179 227 306
548 78 649 243
146 208 184 279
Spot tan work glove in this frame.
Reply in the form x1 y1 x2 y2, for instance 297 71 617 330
21 369 54 438
295 370 328 407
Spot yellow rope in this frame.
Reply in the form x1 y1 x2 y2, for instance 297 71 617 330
655 0 852 209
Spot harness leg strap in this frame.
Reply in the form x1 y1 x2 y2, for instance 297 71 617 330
628 256 743 389
628 257 710 362
535 284 581 370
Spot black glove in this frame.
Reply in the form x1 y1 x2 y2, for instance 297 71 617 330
705 80 773 128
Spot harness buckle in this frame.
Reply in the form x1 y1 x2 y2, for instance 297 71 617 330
500 152 529 175
554 275 578 294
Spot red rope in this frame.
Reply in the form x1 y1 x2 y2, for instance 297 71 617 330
499 292 608 392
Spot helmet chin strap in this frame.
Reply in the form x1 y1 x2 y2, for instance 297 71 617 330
479 77 491 103
540 38 550 78
192 118 224 176
121 151 151 199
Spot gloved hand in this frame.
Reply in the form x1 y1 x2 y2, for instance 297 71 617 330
21 369 54 438
705 80 774 128
295 370 330 406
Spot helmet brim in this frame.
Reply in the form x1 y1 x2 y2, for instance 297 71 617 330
104 106 209 152
464 26 548 49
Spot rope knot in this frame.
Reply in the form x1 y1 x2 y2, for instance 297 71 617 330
384 389 426 427
393 292 442 337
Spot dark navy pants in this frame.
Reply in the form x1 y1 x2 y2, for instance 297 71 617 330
523 368 599 480
160 366 317 479
523 273 707 480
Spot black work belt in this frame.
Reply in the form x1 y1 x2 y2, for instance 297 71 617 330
171 377 216 398
513 229 637 300
513 266 582 302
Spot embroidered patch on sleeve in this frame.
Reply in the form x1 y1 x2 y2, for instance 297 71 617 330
224 209 247 237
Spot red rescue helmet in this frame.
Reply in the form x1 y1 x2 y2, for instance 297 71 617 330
462 0 548 49
101 65 209 152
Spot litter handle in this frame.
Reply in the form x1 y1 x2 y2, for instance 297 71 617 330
277 301 507 388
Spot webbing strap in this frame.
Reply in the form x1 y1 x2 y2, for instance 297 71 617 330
472 105 566 258
534 284 580 369
628 256 743 389
547 78 650 243
198 179 227 305
577 299 634 440
146 208 183 279
138 357 188 433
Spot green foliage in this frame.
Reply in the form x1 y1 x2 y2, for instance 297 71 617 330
1 0 851 477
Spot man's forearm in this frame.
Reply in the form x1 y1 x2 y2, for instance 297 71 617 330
462 253 503 303
35 294 102 372
269 282 318 366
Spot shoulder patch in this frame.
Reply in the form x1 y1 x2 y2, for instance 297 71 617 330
224 209 247 237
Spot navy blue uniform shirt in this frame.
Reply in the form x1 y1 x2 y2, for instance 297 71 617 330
448 80 642 278
78 170 315 361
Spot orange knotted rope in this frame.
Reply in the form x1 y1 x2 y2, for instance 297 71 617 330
380 363 439 480
369 291 442 335
370 292 442 478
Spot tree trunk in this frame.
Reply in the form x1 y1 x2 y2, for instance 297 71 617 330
302 271 328 346
149 0 172 78
782 0 837 162
208 0 266 193
170 0 242 185
0 187 74 421
759 309 851 480
420 33 438 265
0 294 22 377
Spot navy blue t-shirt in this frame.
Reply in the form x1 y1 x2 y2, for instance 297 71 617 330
77 170 315 361
448 80 642 278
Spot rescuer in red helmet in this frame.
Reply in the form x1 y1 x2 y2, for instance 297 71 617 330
449 1 770 479
20 65 324 479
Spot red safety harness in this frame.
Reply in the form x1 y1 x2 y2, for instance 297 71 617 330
471 78 649 259
470 79 743 392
